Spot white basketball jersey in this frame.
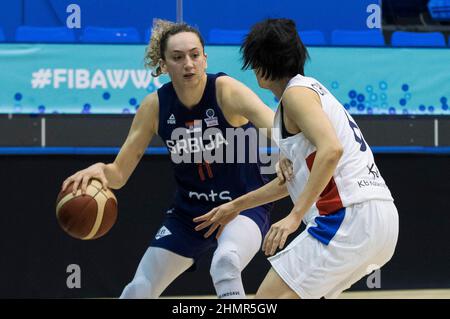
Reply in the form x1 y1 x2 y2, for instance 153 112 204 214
273 75 393 224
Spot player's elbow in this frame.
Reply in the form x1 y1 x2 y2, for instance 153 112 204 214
328 144 344 163
319 143 343 166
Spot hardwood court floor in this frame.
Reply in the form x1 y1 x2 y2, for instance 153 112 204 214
162 289 450 299
339 289 450 299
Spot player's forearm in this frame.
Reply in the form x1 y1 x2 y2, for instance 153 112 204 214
107 130 153 189
291 147 342 219
233 178 289 212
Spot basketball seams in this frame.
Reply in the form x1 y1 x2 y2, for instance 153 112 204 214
56 179 117 240
57 197 96 237
56 185 100 217
88 179 103 192
82 188 117 240
57 184 105 239
82 190 107 240
97 198 118 238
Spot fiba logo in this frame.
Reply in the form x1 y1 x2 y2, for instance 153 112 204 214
205 108 219 127
206 109 215 118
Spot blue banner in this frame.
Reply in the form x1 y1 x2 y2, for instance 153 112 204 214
1 44 449 115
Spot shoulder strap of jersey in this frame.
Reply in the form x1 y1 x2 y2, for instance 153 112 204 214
157 82 176 137
286 75 329 97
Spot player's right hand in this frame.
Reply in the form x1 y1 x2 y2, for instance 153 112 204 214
61 162 108 195
276 154 293 185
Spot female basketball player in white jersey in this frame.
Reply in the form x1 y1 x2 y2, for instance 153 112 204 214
195 18 399 299
60 19 286 299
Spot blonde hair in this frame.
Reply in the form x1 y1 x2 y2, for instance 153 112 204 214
145 19 175 77
144 19 205 77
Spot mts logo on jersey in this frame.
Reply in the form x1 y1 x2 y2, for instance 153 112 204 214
166 120 228 157
189 190 232 202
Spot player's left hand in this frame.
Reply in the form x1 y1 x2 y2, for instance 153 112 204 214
262 212 302 256
193 202 240 239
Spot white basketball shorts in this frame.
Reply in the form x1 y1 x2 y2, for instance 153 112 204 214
268 199 399 299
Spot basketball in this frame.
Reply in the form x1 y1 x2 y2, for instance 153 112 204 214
56 179 118 240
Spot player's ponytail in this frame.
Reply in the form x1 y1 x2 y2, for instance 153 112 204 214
145 19 176 77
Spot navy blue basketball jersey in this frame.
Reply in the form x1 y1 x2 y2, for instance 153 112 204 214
157 73 272 221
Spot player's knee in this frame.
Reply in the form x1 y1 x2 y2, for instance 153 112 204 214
210 249 241 284
120 276 155 299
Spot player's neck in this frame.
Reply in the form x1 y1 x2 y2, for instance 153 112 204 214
269 78 290 100
173 73 208 109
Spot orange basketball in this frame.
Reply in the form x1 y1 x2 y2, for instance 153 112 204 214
56 179 118 240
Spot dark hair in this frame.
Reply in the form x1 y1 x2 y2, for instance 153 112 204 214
145 19 205 77
241 18 309 80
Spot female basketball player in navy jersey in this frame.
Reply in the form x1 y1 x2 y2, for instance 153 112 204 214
61 19 285 299
195 18 399 299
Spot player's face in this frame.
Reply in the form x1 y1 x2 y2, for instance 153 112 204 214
161 32 207 87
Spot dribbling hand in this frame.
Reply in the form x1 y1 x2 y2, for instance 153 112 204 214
61 162 109 195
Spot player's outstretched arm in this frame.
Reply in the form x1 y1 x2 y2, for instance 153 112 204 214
194 177 289 238
106 93 159 188
61 93 159 193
